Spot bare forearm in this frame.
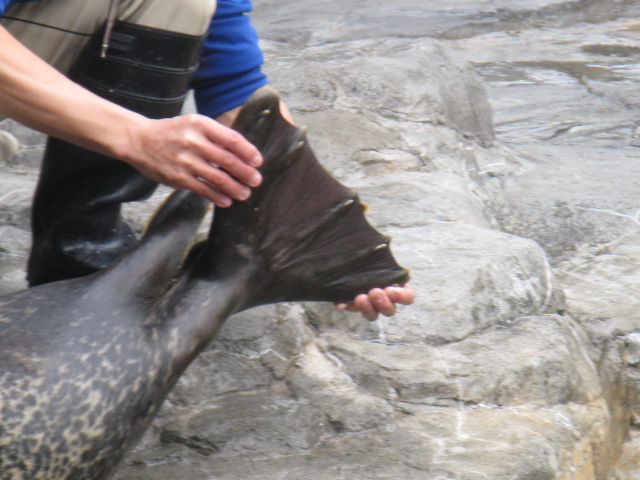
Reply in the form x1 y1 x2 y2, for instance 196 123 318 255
0 26 144 159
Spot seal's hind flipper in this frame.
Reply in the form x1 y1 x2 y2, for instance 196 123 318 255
195 87 409 309
101 190 209 299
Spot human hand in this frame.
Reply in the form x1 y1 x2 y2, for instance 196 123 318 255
0 27 262 207
122 114 263 207
335 284 415 321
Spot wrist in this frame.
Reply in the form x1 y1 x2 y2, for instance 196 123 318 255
107 110 150 167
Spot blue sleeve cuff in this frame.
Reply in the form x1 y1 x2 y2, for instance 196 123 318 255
0 0 39 16
194 66 268 119
192 0 269 118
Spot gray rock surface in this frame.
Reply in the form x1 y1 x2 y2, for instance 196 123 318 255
3 0 640 479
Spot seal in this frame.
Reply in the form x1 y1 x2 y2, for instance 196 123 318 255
0 87 409 480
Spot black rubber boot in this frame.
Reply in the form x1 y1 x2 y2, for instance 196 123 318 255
27 22 205 287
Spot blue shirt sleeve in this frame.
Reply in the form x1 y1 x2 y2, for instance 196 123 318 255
192 0 269 119
0 0 38 16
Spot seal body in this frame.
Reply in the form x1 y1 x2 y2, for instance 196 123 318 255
0 88 409 480
0 283 178 479
0 191 213 480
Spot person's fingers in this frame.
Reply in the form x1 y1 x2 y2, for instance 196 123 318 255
368 288 396 318
197 139 263 189
178 175 233 207
384 284 415 305
354 293 379 321
188 157 253 202
180 119 262 190
196 115 263 168
335 283 415 319
335 301 360 313
135 150 235 207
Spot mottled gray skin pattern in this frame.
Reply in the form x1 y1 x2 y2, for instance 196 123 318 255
0 190 221 480
0 282 177 479
0 89 409 480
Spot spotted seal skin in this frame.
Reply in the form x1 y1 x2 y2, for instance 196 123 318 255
0 87 409 480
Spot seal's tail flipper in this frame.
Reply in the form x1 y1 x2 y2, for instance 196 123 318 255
194 87 409 309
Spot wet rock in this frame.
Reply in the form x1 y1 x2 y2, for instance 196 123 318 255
612 430 640 480
353 171 495 230
264 37 496 160
168 350 275 406
327 315 600 407
286 342 395 433
160 389 325 456
210 304 314 358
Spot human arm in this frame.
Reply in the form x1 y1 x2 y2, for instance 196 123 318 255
0 26 262 207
